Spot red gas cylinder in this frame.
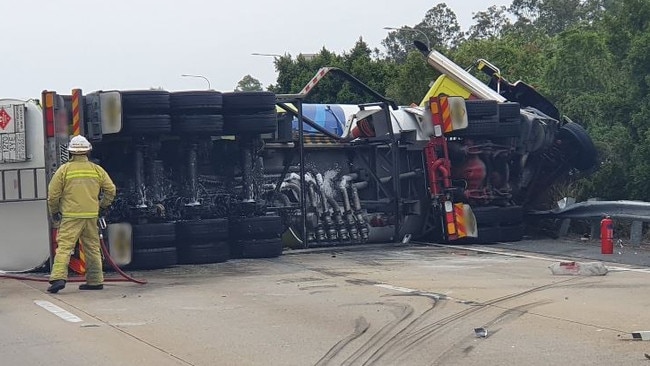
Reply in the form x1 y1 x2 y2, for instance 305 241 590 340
600 216 613 254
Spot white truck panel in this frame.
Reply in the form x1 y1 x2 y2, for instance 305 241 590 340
0 200 50 271
0 99 50 271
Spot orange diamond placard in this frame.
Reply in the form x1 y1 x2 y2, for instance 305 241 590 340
0 108 11 130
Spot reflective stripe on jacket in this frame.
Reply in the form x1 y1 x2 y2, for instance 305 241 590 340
47 155 117 219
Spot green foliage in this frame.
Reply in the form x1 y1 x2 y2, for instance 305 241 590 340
269 38 396 104
384 51 437 105
451 32 552 92
509 0 606 35
235 75 263 92
382 3 462 62
467 5 512 40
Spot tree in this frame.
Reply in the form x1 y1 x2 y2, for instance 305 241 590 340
235 75 263 92
270 38 398 105
382 3 463 62
509 0 606 35
451 31 552 95
466 5 512 40
417 3 464 49
384 51 437 105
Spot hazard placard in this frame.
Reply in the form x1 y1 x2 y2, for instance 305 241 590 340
0 107 12 132
0 104 27 163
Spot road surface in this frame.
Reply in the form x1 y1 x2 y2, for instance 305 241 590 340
2 239 650 365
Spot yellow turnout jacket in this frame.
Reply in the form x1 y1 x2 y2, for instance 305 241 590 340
47 155 116 218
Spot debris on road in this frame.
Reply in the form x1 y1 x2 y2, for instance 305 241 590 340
632 331 650 341
474 327 488 338
548 261 608 276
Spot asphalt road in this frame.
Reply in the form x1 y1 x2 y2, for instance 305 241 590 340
2 239 650 365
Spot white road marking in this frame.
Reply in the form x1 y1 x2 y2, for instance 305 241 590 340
375 283 452 300
111 322 147 327
34 300 83 323
429 244 650 274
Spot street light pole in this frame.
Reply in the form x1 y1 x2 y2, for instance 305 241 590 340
383 26 431 50
181 74 211 90
251 52 283 58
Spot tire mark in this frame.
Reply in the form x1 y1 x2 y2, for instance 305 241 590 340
433 300 552 365
370 277 582 365
314 317 370 366
340 302 415 366
301 254 585 365
361 296 441 366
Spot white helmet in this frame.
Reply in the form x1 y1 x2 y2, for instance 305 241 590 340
68 135 92 153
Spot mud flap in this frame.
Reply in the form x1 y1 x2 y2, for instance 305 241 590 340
282 227 303 249
459 204 478 238
106 223 133 266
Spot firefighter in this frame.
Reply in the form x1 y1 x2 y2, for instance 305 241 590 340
47 135 116 293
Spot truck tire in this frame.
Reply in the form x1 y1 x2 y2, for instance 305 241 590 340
449 117 498 137
231 238 284 259
557 121 597 171
170 91 223 113
472 206 524 227
121 90 170 114
466 100 497 118
176 218 229 242
223 112 277 135
172 114 224 135
123 115 172 135
474 226 501 244
229 215 284 240
499 224 525 242
457 206 524 244
498 102 521 122
222 92 276 114
178 240 230 264
495 120 522 138
127 223 177 269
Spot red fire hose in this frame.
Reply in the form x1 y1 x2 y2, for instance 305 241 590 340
0 218 147 285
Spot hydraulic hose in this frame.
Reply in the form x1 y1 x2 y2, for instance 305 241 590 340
99 230 148 284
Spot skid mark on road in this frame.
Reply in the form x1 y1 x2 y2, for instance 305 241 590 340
315 317 370 366
315 276 584 365
434 300 552 364
341 302 416 365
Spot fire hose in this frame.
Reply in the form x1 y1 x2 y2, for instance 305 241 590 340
0 217 147 285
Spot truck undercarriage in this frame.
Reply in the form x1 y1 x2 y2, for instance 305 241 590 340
0 47 597 271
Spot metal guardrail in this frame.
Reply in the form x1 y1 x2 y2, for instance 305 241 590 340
528 200 650 221
528 200 650 244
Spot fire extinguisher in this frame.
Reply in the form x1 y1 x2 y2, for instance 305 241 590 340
600 215 613 254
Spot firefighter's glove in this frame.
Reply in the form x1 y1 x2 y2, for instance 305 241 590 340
50 213 62 229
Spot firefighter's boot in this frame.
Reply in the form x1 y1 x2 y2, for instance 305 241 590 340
47 280 66 293
79 284 103 290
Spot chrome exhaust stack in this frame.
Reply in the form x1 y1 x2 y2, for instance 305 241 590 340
414 41 506 102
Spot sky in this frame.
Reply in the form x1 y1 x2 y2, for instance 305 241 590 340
1 0 512 100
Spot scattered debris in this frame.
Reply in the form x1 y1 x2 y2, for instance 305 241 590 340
474 327 488 338
644 353 650 360
401 234 412 244
548 261 608 276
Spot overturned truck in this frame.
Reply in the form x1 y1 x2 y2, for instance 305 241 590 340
0 45 596 271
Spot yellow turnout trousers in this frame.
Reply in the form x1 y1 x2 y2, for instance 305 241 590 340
50 217 104 285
